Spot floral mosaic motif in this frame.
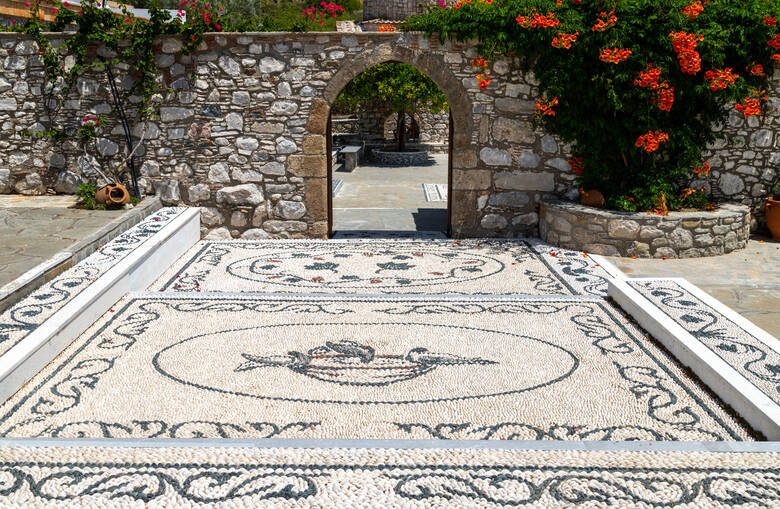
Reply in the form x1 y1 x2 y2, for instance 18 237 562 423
235 340 497 387
161 239 612 296
226 248 502 289
394 421 723 441
388 468 780 506
0 465 318 504
0 208 187 357
630 280 780 404
0 459 778 506
40 419 321 438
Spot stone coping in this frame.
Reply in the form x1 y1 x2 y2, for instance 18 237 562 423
539 198 750 258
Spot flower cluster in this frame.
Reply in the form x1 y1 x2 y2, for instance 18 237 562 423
649 192 669 216
535 96 558 120
654 86 675 112
703 68 738 91
516 10 560 29
568 155 585 175
592 10 616 32
552 32 579 49
634 65 674 112
635 130 669 152
377 24 395 32
734 89 767 117
303 2 344 25
472 57 491 89
764 16 777 26
669 31 704 74
692 161 711 176
176 0 223 31
769 34 780 49
599 47 632 64
81 115 100 126
748 63 765 76
682 1 704 20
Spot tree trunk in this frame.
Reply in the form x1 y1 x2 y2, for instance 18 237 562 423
396 110 406 152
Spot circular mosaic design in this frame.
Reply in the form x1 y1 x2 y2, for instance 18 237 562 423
152 322 579 404
224 247 506 289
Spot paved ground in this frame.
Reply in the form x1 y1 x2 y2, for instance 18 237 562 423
332 154 448 232
0 195 124 288
608 236 780 338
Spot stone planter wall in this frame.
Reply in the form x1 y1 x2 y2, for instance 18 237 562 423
539 199 750 258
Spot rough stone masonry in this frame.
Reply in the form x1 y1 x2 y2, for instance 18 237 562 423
0 32 777 239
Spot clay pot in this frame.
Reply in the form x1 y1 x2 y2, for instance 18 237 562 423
579 189 605 208
767 197 780 240
95 183 129 206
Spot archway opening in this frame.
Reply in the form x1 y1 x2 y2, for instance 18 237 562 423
326 62 452 238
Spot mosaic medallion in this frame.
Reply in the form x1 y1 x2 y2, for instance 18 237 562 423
152 322 577 404
225 248 505 289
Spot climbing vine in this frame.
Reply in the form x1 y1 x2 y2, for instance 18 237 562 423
404 0 779 212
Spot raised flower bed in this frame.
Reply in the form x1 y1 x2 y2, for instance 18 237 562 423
539 198 750 258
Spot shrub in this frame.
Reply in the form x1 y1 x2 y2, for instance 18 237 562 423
404 0 779 211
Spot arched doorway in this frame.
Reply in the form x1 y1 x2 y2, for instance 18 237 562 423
307 45 474 238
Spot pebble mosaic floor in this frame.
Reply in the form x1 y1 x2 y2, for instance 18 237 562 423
0 208 188 358
2 230 777 507
152 239 613 297
0 294 753 441
0 445 778 507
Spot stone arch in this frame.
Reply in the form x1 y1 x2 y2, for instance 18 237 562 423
305 42 474 237
316 43 472 147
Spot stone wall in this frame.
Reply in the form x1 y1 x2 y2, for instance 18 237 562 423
540 199 751 258
0 31 777 240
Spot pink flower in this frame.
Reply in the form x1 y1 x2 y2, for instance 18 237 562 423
319 19 323 24
214 23 221 30
51 8 58 13
124 18 131 22
24 2 30 6
179 0 186 5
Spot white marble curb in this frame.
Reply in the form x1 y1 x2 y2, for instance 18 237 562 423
0 208 200 404
608 276 780 440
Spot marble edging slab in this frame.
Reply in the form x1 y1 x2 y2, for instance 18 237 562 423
0 207 200 404
608 276 780 440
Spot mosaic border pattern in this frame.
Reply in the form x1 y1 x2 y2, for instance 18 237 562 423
629 279 780 406
0 208 187 358
156 238 611 297
0 448 778 507
0 295 750 441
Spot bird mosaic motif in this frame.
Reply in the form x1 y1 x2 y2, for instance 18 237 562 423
235 340 497 387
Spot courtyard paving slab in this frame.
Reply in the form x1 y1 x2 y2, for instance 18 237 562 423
0 293 753 441
0 196 125 289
